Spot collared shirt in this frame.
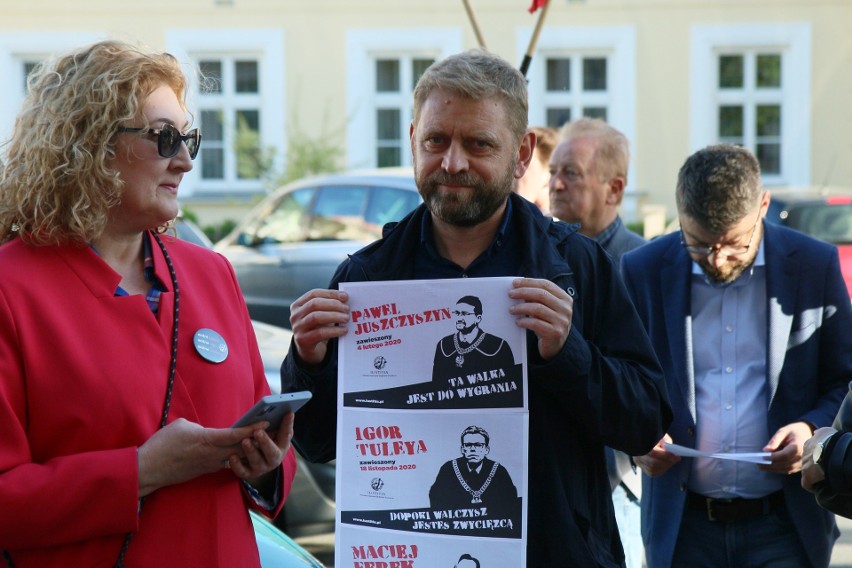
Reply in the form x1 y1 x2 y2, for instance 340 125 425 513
688 239 782 498
593 215 647 268
593 216 625 253
96 233 279 509
413 198 523 278
91 234 166 314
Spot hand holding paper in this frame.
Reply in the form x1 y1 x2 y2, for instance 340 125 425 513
664 442 771 464
634 434 681 477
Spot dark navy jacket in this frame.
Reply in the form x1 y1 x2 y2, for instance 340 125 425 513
282 194 671 566
622 223 848 568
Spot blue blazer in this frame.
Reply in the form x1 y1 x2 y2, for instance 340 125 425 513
622 222 851 568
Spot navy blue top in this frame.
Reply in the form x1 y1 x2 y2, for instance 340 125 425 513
415 198 522 278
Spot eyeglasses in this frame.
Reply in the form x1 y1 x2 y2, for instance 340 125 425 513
462 442 486 449
453 310 476 317
681 210 762 259
117 123 201 160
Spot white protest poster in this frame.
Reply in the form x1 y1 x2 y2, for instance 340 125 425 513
337 527 525 568
339 277 526 410
336 278 529 567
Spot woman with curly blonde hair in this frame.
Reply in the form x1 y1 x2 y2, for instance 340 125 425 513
1 40 186 245
0 40 296 567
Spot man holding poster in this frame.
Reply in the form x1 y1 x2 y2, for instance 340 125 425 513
282 49 671 566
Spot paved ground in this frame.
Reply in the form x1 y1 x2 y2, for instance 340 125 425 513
295 515 852 567
833 515 852 567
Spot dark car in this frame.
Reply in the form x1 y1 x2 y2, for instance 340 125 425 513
214 168 421 328
765 186 852 296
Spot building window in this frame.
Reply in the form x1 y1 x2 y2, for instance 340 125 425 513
715 51 784 175
22 61 38 92
196 56 265 182
0 32 101 145
522 25 637 215
166 29 285 198
374 56 434 167
690 23 811 186
346 28 464 169
524 25 636 134
542 54 610 128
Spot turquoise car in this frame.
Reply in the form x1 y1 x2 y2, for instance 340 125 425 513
251 511 324 568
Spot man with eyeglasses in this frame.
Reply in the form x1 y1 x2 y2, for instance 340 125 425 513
431 295 516 386
429 425 518 517
621 144 851 568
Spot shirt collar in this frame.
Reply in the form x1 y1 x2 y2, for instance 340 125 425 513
89 232 166 295
592 216 623 246
419 197 513 258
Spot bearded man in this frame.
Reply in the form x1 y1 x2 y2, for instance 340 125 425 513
622 144 851 568
281 49 670 566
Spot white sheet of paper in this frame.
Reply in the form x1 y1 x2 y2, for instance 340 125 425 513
664 442 772 464
335 278 530 566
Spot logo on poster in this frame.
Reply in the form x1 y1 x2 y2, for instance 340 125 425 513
374 356 388 370
362 476 391 499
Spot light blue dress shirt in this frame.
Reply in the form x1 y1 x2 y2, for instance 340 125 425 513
687 241 783 498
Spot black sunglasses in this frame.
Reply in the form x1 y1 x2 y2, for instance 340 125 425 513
116 123 201 160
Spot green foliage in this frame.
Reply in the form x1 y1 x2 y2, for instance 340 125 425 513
276 126 343 186
203 219 238 243
627 221 646 238
231 106 345 191
234 114 276 182
180 208 200 224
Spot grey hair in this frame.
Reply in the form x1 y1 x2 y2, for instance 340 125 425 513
560 117 630 183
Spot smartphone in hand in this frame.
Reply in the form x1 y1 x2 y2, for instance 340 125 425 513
231 391 312 432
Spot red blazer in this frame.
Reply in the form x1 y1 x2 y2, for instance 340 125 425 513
0 233 296 567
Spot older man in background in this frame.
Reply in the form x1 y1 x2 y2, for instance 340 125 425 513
548 117 646 567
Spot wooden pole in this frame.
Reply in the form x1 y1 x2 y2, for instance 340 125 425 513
462 0 488 50
519 0 551 77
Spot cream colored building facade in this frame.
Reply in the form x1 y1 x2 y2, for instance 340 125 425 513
1 0 850 229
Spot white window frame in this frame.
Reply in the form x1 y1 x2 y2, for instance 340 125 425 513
690 23 812 187
535 53 611 125
519 25 637 199
346 28 463 170
0 32 103 147
166 29 285 197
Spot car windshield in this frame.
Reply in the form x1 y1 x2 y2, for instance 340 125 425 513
784 203 852 244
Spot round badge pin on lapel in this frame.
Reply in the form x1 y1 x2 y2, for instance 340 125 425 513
193 328 229 363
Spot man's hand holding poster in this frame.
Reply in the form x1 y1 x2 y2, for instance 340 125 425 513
337 278 529 567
